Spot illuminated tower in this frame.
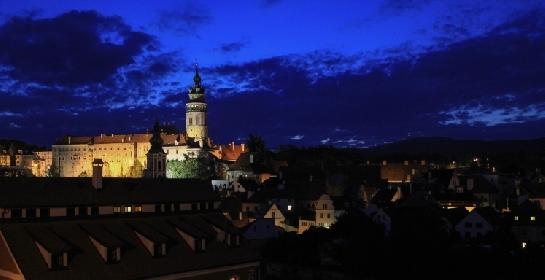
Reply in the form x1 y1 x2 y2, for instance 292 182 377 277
146 121 167 178
186 65 208 146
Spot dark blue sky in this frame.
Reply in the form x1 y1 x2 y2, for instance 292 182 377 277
1 0 545 148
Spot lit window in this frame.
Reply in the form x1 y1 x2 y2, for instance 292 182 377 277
531 216 536 221
514 216 519 221
134 205 142 212
124 206 132 213
287 205 292 211
113 206 121 213
522 242 527 249
229 275 240 280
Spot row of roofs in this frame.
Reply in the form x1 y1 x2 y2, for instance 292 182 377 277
0 177 217 208
0 213 262 280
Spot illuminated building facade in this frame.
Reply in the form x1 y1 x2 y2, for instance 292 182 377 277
51 67 223 178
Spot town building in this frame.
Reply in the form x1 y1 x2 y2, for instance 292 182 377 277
0 161 262 279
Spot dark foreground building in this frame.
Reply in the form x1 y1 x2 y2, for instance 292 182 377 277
0 170 261 279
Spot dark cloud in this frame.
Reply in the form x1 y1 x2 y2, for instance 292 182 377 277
155 2 212 34
0 10 154 86
381 0 436 13
2 9 545 148
200 10 545 147
219 41 247 53
262 0 283 8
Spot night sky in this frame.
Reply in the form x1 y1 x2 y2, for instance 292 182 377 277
1 0 545 148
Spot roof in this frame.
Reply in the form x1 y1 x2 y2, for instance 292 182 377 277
217 144 246 162
0 177 216 207
0 214 263 280
472 207 501 225
54 133 187 146
471 176 497 194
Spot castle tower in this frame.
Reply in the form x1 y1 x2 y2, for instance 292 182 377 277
146 121 167 178
186 65 208 146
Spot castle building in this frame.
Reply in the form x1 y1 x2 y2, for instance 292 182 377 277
51 67 220 178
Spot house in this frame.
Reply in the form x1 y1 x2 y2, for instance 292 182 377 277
511 201 545 247
363 204 392 236
455 207 499 239
472 176 498 208
243 218 279 239
525 182 545 210
0 164 262 279
264 203 286 228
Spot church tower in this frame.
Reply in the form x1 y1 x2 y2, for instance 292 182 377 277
146 121 167 178
186 65 208 146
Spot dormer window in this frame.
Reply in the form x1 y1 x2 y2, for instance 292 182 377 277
153 242 167 257
133 228 169 258
32 231 71 271
106 247 121 263
84 225 124 264
51 252 69 270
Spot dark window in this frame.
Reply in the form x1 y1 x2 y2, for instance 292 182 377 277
476 222 483 228
51 253 66 270
107 247 120 263
465 222 472 228
78 207 87 216
11 208 22 218
67 208 75 217
40 208 50 218
153 243 166 257
191 203 197 211
200 202 206 210
26 208 37 218
91 207 99 217
155 204 162 213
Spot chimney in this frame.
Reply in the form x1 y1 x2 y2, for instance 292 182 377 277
68 136 71 145
92 159 103 190
231 142 235 151
241 143 245 152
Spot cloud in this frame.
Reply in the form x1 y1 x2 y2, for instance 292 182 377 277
262 0 283 8
8 122 21 129
320 138 330 144
380 0 436 13
155 2 212 34
0 10 155 86
0 111 23 117
3 8 545 147
440 103 545 126
201 10 545 146
219 41 247 53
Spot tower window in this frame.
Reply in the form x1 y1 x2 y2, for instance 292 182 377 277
188 118 193 125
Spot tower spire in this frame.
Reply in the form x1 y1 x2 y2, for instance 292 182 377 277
193 63 201 86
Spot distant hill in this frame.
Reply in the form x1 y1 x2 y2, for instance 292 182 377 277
360 137 545 158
